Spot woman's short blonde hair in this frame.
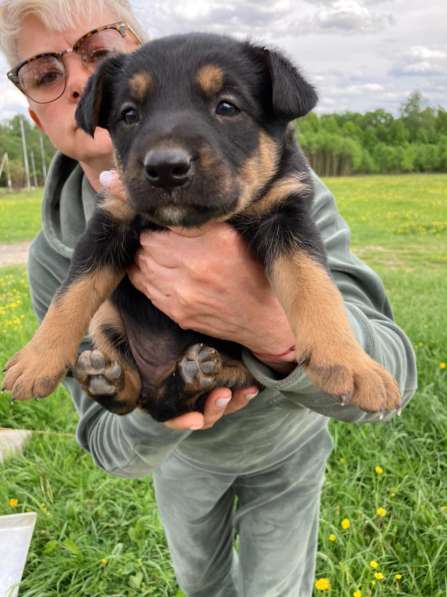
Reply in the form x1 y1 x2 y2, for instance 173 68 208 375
0 0 147 67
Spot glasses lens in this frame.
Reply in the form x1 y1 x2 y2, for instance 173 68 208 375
18 55 65 103
78 27 128 68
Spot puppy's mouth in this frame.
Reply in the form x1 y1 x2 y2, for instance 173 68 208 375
128 178 240 228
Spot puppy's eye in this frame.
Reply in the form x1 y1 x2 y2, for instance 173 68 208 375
121 106 139 125
215 100 240 117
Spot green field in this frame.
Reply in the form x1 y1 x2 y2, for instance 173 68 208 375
0 174 446 596
0 189 43 243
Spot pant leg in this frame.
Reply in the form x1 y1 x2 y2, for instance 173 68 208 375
233 427 333 597
153 453 239 597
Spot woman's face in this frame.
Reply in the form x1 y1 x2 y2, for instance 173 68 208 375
16 11 140 166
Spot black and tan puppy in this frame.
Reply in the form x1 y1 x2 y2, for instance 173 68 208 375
3 33 401 421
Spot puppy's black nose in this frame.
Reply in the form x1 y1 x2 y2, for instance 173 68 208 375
144 147 193 189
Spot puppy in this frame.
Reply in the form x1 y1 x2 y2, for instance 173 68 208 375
3 33 401 421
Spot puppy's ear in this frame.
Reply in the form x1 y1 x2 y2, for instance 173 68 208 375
76 53 129 136
245 43 318 121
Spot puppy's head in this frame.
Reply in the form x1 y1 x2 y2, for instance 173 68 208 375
76 33 317 227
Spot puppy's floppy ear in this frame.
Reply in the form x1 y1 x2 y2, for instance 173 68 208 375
75 53 129 136
245 43 318 121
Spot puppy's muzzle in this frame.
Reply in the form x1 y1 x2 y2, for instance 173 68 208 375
144 146 194 190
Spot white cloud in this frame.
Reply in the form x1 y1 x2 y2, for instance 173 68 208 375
0 70 28 121
391 45 447 77
313 0 393 32
409 46 446 60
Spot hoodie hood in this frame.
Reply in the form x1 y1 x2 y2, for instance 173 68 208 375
41 152 98 259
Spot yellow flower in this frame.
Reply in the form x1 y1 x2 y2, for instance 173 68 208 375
394 574 402 581
376 507 387 517
8 498 18 507
374 572 384 580
341 518 351 529
370 560 379 569
353 591 362 597
375 465 384 474
100 558 108 566
440 362 446 369
315 578 331 591
329 534 337 542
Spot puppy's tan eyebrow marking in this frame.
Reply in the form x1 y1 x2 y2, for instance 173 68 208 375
129 72 153 101
196 64 224 96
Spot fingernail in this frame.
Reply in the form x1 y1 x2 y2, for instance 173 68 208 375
99 170 114 187
245 390 259 401
189 423 204 430
216 396 231 409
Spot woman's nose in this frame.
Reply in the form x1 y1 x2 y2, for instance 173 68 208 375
63 53 91 103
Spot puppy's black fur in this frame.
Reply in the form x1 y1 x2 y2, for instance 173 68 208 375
71 33 321 420
4 33 401 420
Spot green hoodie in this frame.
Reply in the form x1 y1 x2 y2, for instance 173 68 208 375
28 152 417 477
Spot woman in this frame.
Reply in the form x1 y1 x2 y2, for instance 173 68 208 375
0 1 417 595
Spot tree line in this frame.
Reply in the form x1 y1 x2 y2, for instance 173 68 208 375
297 92 447 176
1 92 446 187
0 115 54 188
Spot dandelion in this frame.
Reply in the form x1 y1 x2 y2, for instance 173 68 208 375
329 534 337 542
440 362 446 370
374 572 384 581
394 574 402 581
370 560 379 569
341 518 350 529
315 578 331 591
353 591 362 597
376 507 387 517
375 465 384 475
100 559 108 566
8 498 18 507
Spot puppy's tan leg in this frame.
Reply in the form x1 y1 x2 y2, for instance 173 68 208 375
74 300 141 415
4 268 124 401
270 251 401 413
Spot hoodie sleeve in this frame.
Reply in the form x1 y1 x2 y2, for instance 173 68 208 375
28 232 190 478
242 171 418 423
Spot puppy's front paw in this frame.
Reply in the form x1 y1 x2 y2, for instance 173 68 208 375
301 347 401 414
3 345 67 400
178 343 223 394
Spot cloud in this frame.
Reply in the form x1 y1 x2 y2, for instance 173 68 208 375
311 0 393 33
391 45 447 77
136 0 303 40
137 0 394 38
0 78 28 122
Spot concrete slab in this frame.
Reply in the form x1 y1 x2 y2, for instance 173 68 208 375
0 429 32 464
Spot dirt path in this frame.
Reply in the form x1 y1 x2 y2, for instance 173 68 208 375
0 241 31 266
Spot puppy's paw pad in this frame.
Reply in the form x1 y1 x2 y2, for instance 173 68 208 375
73 350 123 396
179 343 222 393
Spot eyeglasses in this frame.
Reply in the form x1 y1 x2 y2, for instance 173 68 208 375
7 22 141 104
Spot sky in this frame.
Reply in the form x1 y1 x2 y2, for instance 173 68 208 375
1 0 446 121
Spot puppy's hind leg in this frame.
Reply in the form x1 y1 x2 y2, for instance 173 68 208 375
73 300 141 415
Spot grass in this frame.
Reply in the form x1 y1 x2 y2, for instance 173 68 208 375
0 189 43 244
0 173 446 596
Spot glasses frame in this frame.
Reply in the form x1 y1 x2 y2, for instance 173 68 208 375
7 22 141 104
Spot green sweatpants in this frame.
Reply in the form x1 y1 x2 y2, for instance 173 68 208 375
153 426 331 597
